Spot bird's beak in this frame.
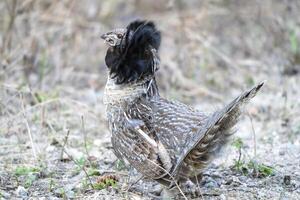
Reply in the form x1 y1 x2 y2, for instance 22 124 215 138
101 33 112 45
100 33 107 40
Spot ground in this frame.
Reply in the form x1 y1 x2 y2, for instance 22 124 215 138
0 0 300 199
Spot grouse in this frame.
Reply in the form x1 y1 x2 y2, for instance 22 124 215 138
101 20 264 191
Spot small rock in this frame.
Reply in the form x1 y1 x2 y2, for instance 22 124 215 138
54 187 75 199
231 177 242 187
247 181 256 187
238 176 247 182
0 190 11 199
60 155 72 162
87 156 97 161
46 145 55 152
66 190 75 199
50 138 61 146
224 178 233 185
283 175 291 185
54 188 65 198
211 172 222 179
16 186 28 197
220 194 226 200
38 168 51 178
202 177 219 188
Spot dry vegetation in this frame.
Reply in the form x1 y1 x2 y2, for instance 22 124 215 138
0 0 300 199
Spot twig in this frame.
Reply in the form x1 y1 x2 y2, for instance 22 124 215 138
126 174 144 192
62 148 95 190
20 93 37 161
81 115 89 157
60 129 70 160
194 173 204 200
147 159 188 200
41 105 46 127
81 115 92 167
59 129 94 190
248 112 257 158
31 86 47 128
2 0 18 54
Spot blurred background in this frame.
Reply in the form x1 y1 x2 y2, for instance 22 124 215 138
0 0 299 199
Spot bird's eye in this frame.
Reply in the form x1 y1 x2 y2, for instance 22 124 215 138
117 34 122 38
108 39 114 44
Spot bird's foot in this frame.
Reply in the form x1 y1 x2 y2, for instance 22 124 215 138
169 179 203 199
126 179 163 199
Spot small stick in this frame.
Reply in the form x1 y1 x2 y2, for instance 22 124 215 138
248 113 257 158
147 159 188 200
59 129 94 189
194 173 204 200
61 146 94 190
126 174 144 192
60 129 70 160
41 106 46 127
81 115 92 167
20 93 37 161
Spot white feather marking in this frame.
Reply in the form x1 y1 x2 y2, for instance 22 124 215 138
198 142 209 149
137 128 158 148
192 150 206 157
157 142 172 171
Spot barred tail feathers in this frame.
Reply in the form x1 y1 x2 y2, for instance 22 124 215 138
183 81 264 169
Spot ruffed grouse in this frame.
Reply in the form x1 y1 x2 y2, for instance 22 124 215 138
101 20 263 190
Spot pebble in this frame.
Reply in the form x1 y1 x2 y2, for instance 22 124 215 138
203 177 220 188
66 190 75 199
54 188 65 198
247 181 256 187
54 188 75 199
283 175 291 185
220 194 226 200
231 177 242 187
211 172 223 179
224 178 233 185
0 190 11 199
16 186 28 198
238 176 247 182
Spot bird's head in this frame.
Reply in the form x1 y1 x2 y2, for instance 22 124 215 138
101 28 126 47
101 20 161 84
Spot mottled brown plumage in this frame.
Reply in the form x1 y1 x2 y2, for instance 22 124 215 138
102 20 264 190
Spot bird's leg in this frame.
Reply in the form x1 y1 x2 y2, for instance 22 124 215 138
153 178 203 199
126 174 144 192
168 178 203 199
127 178 164 199
148 184 164 199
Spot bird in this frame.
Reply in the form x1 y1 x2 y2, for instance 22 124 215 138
101 20 264 193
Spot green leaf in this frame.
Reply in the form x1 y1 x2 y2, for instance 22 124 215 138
257 163 274 177
88 168 101 176
231 137 243 149
290 30 298 54
14 166 40 176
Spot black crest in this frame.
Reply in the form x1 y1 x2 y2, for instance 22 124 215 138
105 20 161 84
